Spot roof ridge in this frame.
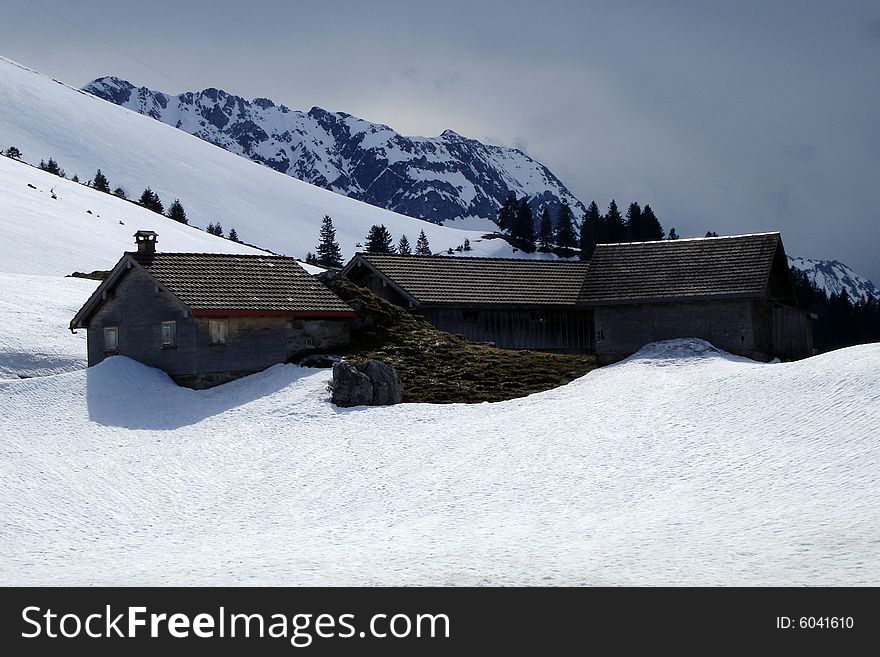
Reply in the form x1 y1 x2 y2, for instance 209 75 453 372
355 252 588 264
595 232 780 248
127 251 292 258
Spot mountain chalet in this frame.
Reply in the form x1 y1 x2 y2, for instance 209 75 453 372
72 230 812 388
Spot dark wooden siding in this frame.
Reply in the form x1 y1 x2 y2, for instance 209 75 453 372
593 299 758 363
421 306 593 351
86 267 350 387
87 267 197 374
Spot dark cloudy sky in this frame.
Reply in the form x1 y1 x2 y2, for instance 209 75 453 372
3 0 878 281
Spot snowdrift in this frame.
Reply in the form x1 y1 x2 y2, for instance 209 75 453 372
1 340 877 585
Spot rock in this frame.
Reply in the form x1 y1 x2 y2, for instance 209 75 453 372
330 361 374 407
330 359 403 407
360 359 404 405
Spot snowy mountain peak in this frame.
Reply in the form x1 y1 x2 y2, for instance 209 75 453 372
788 256 879 302
83 77 586 224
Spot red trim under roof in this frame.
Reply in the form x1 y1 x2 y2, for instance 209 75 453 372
191 309 354 318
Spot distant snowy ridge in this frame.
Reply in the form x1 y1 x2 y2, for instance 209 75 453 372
788 256 879 302
83 76 586 224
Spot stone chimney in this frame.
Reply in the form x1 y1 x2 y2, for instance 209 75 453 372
134 230 158 255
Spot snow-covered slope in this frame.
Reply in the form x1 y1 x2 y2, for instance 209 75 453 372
788 255 879 302
1 338 877 585
0 154 270 378
0 57 523 263
84 76 586 225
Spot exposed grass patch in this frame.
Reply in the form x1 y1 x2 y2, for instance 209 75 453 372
320 274 596 404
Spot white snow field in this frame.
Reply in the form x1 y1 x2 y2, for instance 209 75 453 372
0 56 528 261
0 155 266 378
1 339 878 586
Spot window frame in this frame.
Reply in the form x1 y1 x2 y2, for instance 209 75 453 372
103 325 119 353
209 318 228 345
160 320 177 348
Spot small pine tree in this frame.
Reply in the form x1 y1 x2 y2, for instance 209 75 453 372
555 200 577 248
463 238 471 251
112 186 127 199
315 215 344 268
365 224 395 253
228 227 239 242
415 229 432 256
167 199 188 224
397 234 412 256
39 158 64 177
604 199 625 243
538 207 553 249
497 194 516 233
305 252 318 265
668 227 680 240
71 174 79 183
4 146 22 159
138 188 164 213
641 204 665 240
93 169 110 193
625 202 643 242
705 230 718 237
579 200 601 260
512 198 536 250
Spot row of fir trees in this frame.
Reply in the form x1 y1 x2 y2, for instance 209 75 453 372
497 193 674 259
3 147 243 241
305 216 437 268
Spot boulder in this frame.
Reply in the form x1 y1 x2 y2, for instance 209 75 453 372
360 359 404 405
330 359 403 407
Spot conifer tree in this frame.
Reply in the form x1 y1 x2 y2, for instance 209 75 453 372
579 201 601 260
113 187 127 199
167 199 188 224
71 174 79 183
625 202 643 242
138 188 164 214
315 215 344 268
705 230 718 237
538 207 553 249
365 224 395 253
40 158 64 177
93 169 110 193
512 198 536 250
397 234 412 256
668 227 680 240
463 238 471 251
641 204 665 241
228 227 239 242
305 252 318 265
415 229 432 256
604 199 625 243
497 194 517 233
555 200 577 249
4 146 22 159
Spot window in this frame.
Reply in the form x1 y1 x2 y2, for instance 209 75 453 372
104 326 118 352
160 321 177 347
462 309 479 322
209 318 228 345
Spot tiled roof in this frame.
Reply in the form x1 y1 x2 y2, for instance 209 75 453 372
347 254 591 306
130 252 352 313
578 233 782 304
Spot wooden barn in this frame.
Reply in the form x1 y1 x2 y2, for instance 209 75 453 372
578 232 814 363
343 232 813 362
342 253 593 351
70 231 354 388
